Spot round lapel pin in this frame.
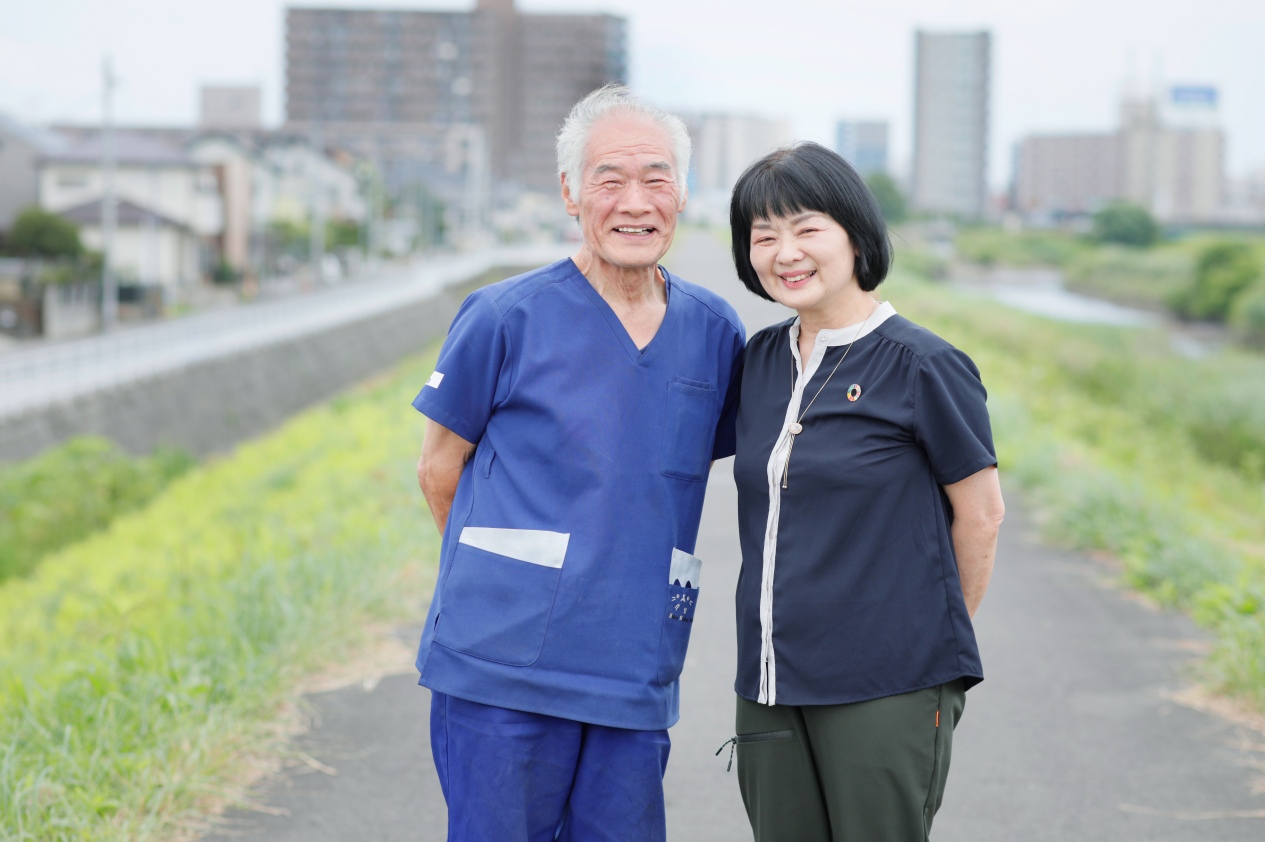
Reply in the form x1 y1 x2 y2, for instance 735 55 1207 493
847 383 862 402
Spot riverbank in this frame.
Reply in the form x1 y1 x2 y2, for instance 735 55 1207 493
888 257 1265 711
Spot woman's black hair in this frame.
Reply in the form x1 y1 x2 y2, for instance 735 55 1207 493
729 142 892 298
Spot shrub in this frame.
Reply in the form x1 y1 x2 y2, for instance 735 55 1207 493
1171 241 1261 321
4 207 83 259
1229 282 1265 347
1092 202 1159 247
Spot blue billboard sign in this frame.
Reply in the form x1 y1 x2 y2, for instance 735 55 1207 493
1169 86 1218 108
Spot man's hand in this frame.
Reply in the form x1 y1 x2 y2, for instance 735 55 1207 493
418 419 477 536
943 466 1005 618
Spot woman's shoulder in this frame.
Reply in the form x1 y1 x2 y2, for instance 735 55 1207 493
747 317 796 350
873 313 964 361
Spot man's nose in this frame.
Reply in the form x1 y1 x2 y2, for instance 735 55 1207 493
617 180 653 213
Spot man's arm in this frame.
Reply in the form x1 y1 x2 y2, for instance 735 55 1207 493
417 419 477 536
942 465 1005 618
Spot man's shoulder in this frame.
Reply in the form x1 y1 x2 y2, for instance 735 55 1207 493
472 258 580 315
666 272 744 337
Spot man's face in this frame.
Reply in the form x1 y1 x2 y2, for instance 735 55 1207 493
562 114 687 275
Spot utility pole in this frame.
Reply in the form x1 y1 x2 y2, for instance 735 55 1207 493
100 56 118 331
309 125 325 283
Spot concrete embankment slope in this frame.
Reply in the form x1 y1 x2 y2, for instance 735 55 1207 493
0 248 568 461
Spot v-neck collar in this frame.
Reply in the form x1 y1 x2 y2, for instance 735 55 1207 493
570 259 679 366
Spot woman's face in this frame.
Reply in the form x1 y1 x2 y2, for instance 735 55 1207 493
749 211 859 318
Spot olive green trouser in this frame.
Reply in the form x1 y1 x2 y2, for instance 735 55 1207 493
734 680 966 842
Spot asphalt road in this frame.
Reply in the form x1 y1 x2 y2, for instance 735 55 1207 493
201 231 1265 841
0 244 569 420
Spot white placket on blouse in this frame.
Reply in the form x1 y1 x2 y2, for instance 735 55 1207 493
756 303 896 705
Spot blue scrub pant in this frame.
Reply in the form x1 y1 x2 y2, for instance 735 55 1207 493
429 691 671 842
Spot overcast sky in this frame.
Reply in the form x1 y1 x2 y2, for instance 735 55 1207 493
2 0 1262 188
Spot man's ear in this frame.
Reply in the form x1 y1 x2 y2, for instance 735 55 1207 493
677 186 688 214
561 173 579 217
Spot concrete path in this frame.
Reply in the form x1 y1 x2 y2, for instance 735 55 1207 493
201 231 1265 840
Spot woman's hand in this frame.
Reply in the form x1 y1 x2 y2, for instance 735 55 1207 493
943 466 1005 618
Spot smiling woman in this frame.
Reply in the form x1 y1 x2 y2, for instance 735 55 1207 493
724 142 1005 842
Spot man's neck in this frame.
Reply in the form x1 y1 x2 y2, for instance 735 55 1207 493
573 254 666 309
573 252 668 349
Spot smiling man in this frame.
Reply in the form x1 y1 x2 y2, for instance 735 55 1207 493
411 85 745 842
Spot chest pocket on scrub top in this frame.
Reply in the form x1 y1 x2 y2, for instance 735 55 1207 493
659 378 717 482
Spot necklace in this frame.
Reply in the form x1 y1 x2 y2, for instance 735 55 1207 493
782 299 878 488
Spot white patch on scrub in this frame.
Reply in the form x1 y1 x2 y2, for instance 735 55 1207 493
458 527 570 568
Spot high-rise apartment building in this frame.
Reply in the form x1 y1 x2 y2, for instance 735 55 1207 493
911 31 991 219
284 1 626 193
1013 86 1225 224
834 120 889 176
1013 134 1121 217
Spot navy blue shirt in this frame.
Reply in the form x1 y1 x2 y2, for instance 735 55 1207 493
413 258 745 730
733 307 995 706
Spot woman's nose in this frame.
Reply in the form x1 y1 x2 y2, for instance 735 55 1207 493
776 239 801 263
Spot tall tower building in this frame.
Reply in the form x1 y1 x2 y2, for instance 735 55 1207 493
284 1 626 193
911 30 991 219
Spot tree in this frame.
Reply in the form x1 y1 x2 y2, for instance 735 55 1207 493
5 207 83 259
1091 202 1158 247
1171 241 1262 321
866 172 907 225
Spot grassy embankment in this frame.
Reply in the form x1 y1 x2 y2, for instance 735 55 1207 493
0 438 195 583
0 350 440 841
887 250 1265 707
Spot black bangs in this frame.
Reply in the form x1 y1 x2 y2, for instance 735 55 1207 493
729 142 892 298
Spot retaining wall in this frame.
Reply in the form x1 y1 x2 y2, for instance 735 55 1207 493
0 269 519 461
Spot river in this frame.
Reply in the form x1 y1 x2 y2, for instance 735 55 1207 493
949 266 1222 358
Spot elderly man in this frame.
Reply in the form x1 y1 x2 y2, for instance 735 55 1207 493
411 85 745 841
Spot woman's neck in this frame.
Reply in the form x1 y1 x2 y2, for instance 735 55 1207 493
797 292 877 357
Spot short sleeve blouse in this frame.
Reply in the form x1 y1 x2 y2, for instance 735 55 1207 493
733 310 996 706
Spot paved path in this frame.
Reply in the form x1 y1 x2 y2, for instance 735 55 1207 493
202 231 1265 840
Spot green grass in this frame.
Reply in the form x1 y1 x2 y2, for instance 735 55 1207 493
0 350 439 841
884 260 1265 708
0 438 195 583
955 226 1092 268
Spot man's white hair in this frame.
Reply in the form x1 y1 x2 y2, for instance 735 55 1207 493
556 84 692 203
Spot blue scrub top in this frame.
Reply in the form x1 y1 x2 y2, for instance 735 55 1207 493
413 258 745 730
734 312 995 707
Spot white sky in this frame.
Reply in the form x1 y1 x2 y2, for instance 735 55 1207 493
2 0 1262 188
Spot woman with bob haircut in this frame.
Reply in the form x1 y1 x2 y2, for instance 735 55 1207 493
723 141 1005 841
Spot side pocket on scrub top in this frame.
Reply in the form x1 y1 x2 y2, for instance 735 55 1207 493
434 527 569 667
657 548 702 686
659 379 717 482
